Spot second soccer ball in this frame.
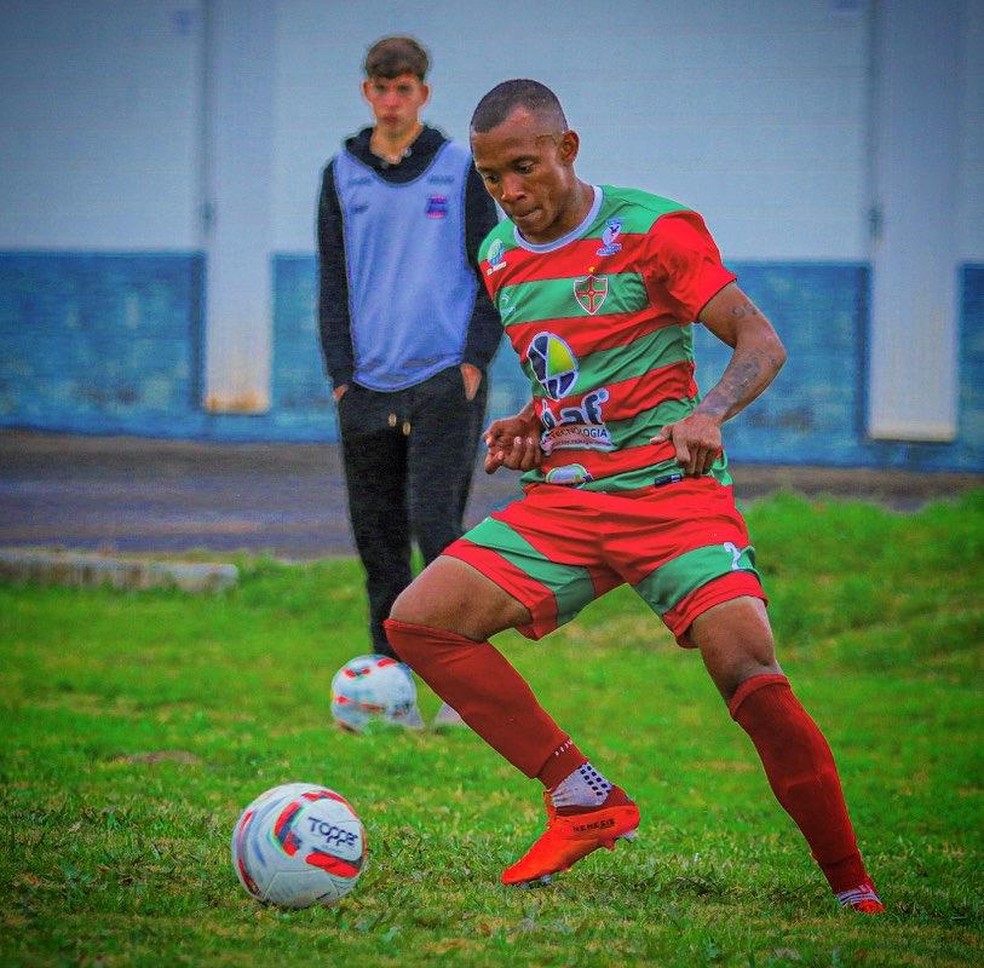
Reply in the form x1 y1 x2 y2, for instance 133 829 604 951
330 653 421 732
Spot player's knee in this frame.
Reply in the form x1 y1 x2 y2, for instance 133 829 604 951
692 600 780 700
388 580 431 626
388 556 464 627
718 659 784 704
389 556 529 643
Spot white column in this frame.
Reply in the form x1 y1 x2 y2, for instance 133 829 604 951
867 0 962 440
200 0 275 414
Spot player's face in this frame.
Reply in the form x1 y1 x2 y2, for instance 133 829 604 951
363 73 429 137
471 108 580 245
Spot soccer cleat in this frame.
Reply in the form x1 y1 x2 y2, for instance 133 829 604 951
837 882 885 914
431 701 467 729
501 786 640 886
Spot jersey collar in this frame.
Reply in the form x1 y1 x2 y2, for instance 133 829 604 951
511 186 602 253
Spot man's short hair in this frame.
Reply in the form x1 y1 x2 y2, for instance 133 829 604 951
470 79 568 134
363 36 430 81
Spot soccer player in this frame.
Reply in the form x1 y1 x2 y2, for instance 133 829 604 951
384 79 884 913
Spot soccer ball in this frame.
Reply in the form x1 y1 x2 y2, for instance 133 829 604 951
231 782 366 908
330 654 421 733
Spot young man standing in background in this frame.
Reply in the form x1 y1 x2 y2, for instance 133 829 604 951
317 37 501 726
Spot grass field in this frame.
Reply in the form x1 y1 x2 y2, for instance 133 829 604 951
1 492 982 967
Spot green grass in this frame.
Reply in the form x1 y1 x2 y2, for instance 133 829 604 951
1 492 982 967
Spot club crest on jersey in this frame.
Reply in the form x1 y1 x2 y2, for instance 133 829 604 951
485 237 507 275
596 218 623 256
573 274 609 315
425 195 449 218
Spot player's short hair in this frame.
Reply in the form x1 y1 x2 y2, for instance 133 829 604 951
363 36 430 81
470 79 568 134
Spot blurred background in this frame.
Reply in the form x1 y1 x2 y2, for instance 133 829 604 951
0 0 981 472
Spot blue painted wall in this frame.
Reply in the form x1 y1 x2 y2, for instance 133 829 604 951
1 252 982 472
270 255 335 438
0 253 204 436
694 264 982 471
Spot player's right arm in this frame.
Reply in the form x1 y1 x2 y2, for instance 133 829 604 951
654 283 786 475
483 402 542 474
695 282 787 424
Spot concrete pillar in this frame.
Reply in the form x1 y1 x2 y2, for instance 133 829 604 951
200 0 275 413
867 0 962 440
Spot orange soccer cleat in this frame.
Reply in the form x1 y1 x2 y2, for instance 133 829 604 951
501 786 640 886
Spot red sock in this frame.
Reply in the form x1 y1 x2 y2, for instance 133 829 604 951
384 618 581 781
728 674 869 893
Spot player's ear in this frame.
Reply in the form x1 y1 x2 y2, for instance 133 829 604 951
558 129 579 166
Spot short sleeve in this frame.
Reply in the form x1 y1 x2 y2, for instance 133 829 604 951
649 211 736 320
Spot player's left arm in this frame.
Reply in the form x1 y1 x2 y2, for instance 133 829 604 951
653 282 786 475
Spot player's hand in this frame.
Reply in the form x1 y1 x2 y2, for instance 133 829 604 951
484 433 542 474
484 413 541 474
460 363 482 402
332 384 349 403
651 413 722 476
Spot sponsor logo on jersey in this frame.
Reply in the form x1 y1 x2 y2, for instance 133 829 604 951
427 174 455 185
541 422 614 454
540 389 614 453
545 463 592 486
497 287 519 319
573 274 609 314
596 218 623 256
485 237 507 275
425 195 449 218
528 332 578 399
528 332 615 454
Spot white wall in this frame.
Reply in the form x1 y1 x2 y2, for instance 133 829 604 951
0 0 203 251
867 0 964 441
1 0 980 264
272 0 871 261
959 0 984 260
202 0 277 413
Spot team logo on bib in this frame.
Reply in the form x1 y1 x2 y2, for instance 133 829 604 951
573 274 609 315
425 195 449 218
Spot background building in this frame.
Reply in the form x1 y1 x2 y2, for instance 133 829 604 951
0 0 981 470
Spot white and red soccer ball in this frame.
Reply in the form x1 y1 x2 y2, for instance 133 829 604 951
330 654 421 733
231 782 366 908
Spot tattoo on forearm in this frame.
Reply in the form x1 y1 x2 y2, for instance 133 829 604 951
699 348 783 420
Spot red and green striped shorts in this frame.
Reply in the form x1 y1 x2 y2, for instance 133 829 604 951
444 477 765 647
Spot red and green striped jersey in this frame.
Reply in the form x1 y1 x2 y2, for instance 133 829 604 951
478 185 737 492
